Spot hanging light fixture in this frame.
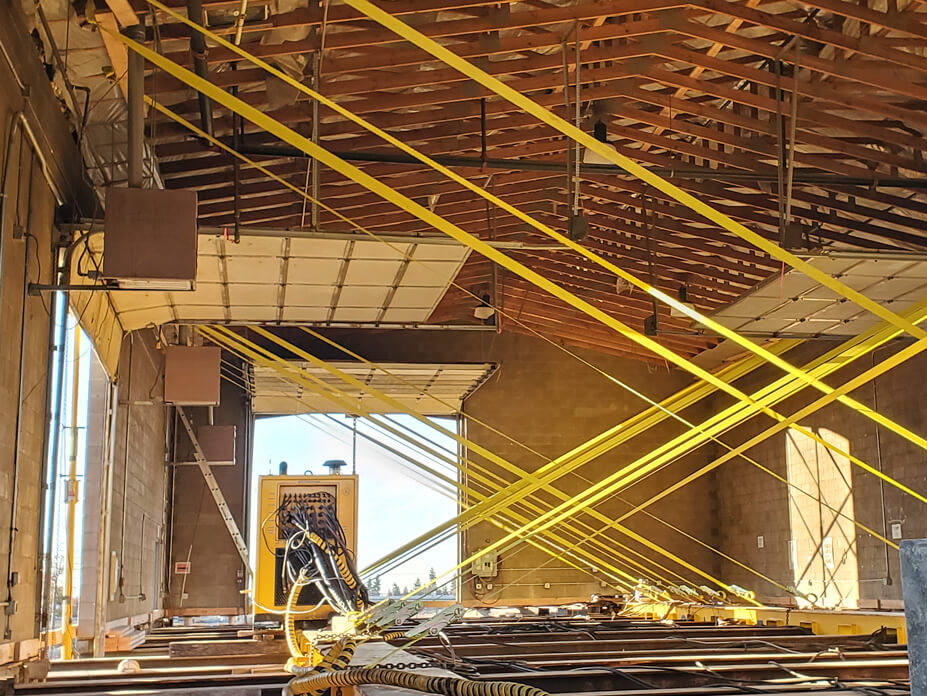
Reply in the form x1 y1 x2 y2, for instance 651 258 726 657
473 293 495 320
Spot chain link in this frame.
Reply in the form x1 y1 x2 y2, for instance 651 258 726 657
378 660 443 670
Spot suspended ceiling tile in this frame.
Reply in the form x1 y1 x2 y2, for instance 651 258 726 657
229 283 278 305
285 284 335 306
752 273 818 299
863 277 927 301
171 282 225 306
282 306 330 322
287 257 342 285
226 237 285 257
805 300 865 321
119 306 175 330
196 258 222 283
174 305 228 321
338 285 390 307
225 256 280 282
288 238 349 259
332 307 382 322
401 261 460 287
388 286 441 309
108 290 168 311
343 259 402 285
230 306 279 322
412 244 469 262
850 259 923 278
352 240 411 260
197 236 222 256
380 307 433 323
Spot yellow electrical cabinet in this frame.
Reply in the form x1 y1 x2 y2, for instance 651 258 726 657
254 474 358 620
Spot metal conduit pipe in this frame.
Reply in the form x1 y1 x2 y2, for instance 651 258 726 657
236 144 927 188
186 0 213 137
124 24 146 188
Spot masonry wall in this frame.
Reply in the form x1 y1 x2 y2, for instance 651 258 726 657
166 370 252 613
230 327 720 606
715 339 925 608
0 118 56 645
103 331 170 622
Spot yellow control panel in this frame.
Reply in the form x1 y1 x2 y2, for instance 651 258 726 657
254 474 358 619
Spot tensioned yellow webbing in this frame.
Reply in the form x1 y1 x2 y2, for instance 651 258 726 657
486 334 927 580
299 319 904 557
230 326 759 600
240 327 721 585
208 326 733 594
202 326 683 589
220 362 638 595
245 325 794 594
613 337 927 528
120 32 921 599
144 95 840 552
114 32 912 524
292 331 830 600
142 0 927 454
342 0 927 344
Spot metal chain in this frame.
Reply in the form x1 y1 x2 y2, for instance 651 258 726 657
377 660 444 670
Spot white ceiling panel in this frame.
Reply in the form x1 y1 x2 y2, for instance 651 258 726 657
287 257 342 285
343 259 402 285
99 233 470 328
338 286 390 307
225 256 280 282
709 256 927 337
380 308 433 323
285 284 335 306
402 261 461 287
352 240 411 260
251 361 496 415
332 307 382 322
228 283 279 306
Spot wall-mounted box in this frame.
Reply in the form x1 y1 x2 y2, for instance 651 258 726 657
164 345 221 405
103 187 198 290
195 424 236 465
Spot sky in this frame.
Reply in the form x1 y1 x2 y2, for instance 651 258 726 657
251 413 458 594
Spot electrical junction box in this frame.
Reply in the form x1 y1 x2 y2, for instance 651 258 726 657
102 187 198 290
197 425 236 465
471 549 498 578
164 345 221 405
254 474 358 621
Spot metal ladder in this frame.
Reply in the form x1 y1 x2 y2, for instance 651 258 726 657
176 406 252 577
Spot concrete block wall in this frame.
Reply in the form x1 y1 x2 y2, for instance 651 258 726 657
714 340 927 606
105 331 169 620
0 116 57 642
166 369 252 612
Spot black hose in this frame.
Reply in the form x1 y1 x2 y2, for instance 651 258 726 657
285 667 553 696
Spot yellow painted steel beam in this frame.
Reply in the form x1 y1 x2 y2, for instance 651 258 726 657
142 0 927 455
341 0 927 344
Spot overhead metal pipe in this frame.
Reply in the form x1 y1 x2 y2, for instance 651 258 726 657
187 0 214 137
124 24 146 188
236 143 927 188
